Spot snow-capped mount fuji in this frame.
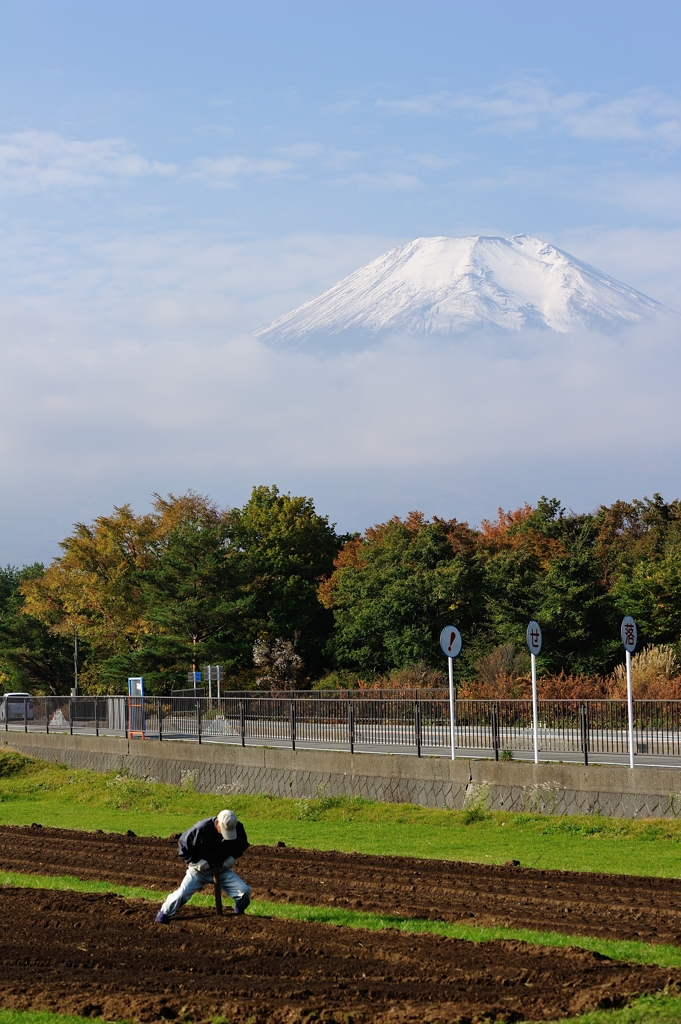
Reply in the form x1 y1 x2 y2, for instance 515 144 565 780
256 234 669 344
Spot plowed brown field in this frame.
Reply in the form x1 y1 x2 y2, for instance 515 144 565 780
0 887 678 1024
2 824 681 944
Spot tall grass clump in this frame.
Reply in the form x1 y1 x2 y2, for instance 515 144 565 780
611 645 681 699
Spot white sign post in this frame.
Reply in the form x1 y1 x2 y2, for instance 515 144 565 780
440 625 462 760
205 665 224 701
526 621 542 765
621 616 638 770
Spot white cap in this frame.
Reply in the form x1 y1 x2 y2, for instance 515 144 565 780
216 809 238 841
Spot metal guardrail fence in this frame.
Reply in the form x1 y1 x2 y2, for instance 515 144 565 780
4 694 681 765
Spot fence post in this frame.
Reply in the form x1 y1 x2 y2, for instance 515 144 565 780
125 697 128 740
95 696 99 737
4 697 7 731
197 699 202 745
24 697 28 733
290 700 296 751
415 700 422 757
348 701 355 754
46 698 49 734
580 703 589 766
491 703 499 761
158 698 163 741
69 697 73 736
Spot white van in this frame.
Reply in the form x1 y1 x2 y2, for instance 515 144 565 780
0 693 35 722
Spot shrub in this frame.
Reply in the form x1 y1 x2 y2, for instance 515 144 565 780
611 645 681 699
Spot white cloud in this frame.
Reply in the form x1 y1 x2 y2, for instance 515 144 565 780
322 95 365 115
187 155 295 188
0 227 399 335
331 172 422 190
555 227 681 311
559 89 681 144
596 173 681 219
209 138 432 189
378 83 681 148
1 226 680 564
410 153 460 169
273 143 362 170
377 94 448 116
274 143 326 160
0 130 176 192
2 319 680 564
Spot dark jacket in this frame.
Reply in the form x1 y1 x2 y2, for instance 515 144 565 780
178 817 249 866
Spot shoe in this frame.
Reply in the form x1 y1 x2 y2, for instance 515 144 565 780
234 894 251 914
155 911 170 924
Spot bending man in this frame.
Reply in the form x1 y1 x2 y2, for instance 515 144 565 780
156 809 251 923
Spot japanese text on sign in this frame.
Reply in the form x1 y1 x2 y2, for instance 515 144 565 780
620 615 637 653
526 620 542 656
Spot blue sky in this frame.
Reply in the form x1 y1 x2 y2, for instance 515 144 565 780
1 1 681 562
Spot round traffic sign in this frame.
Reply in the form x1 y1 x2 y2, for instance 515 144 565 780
526 620 542 656
621 615 637 653
439 625 462 659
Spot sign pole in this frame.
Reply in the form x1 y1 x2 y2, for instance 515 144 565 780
526 621 542 766
439 625 462 763
620 616 637 771
531 652 539 765
448 655 456 761
127 677 146 740
626 649 634 770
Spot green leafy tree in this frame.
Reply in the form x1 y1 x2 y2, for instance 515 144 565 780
0 565 74 694
137 501 243 688
17 487 681 691
534 553 615 673
594 494 681 578
20 504 156 691
611 555 681 645
321 513 482 674
227 485 343 676
479 498 614 674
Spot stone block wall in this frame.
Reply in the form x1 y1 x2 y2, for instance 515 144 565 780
4 731 681 819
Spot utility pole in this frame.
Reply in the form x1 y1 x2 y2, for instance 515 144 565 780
73 628 79 696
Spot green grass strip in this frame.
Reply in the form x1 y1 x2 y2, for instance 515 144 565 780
3 869 681 970
0 1011 112 1024
248 899 681 969
7 749 681 879
535 993 681 1024
0 870 171 902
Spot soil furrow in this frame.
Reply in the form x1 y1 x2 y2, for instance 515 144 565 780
2 823 681 944
0 887 678 1023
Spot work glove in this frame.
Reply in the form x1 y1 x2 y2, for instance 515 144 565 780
190 859 211 873
223 856 235 870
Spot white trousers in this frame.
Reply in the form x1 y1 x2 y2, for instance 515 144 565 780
161 863 251 918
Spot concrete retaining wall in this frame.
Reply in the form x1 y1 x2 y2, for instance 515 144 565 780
4 732 681 819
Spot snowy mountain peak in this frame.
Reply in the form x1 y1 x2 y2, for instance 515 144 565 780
256 234 669 343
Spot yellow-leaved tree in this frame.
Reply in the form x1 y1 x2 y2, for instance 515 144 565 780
20 503 158 692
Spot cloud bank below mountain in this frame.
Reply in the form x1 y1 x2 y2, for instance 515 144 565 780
2 278 680 565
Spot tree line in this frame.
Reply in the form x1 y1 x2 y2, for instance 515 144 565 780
1 487 681 696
